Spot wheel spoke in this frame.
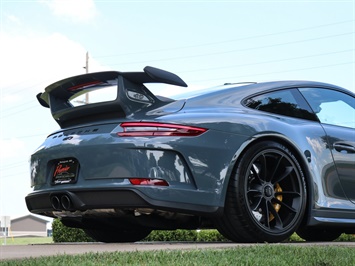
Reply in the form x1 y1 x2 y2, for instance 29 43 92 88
251 164 263 184
270 154 283 183
259 154 268 182
247 188 262 197
268 200 283 228
273 197 297 213
252 196 264 211
273 165 294 184
247 188 263 211
277 190 301 198
262 200 270 228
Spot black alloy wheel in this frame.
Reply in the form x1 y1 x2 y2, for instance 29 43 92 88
216 141 307 243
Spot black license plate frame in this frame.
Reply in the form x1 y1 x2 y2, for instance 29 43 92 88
52 158 79 185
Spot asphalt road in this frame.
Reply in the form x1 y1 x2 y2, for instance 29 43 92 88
1 242 355 261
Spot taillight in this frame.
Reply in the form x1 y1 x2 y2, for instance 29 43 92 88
118 122 207 137
129 178 169 186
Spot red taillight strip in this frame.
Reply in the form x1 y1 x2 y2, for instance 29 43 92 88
118 122 207 137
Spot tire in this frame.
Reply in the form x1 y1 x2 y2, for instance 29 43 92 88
216 140 307 243
296 226 341 242
84 228 152 243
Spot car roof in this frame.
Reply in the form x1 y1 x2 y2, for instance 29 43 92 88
174 80 352 101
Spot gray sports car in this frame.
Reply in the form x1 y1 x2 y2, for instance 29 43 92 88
26 66 355 243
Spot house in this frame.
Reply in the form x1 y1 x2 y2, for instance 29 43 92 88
8 214 51 237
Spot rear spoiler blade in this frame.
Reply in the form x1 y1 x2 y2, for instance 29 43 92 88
37 93 49 108
143 66 187 87
37 66 187 108
36 66 187 128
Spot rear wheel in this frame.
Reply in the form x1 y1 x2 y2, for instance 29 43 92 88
84 228 151 243
216 141 307 243
296 226 341 241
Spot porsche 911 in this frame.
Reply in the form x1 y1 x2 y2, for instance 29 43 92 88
26 66 355 243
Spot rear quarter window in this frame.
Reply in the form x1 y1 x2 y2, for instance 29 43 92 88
244 88 317 121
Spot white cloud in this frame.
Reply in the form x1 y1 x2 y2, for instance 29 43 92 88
0 31 81 89
5 14 22 26
41 0 98 23
0 94 23 109
0 138 26 159
0 31 108 96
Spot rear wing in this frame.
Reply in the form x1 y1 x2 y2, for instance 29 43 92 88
37 66 187 128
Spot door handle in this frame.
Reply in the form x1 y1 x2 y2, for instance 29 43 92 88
333 143 355 154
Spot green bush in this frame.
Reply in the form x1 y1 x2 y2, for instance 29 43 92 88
52 219 94 243
288 233 305 242
196 230 230 242
337 233 355 242
143 229 229 242
289 233 355 242
52 218 355 243
52 221 229 243
143 229 197 242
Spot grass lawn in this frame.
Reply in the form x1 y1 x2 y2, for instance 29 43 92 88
0 237 53 245
1 235 355 265
0 245 355 265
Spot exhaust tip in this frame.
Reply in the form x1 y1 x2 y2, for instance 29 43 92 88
51 196 61 210
61 195 72 210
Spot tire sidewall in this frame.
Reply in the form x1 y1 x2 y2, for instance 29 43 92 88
232 140 307 241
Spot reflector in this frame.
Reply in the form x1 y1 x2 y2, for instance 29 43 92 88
129 178 169 186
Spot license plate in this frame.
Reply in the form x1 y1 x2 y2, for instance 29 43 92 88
52 158 79 185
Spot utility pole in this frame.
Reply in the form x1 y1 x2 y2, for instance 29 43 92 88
85 51 89 74
75 52 90 106
84 51 89 104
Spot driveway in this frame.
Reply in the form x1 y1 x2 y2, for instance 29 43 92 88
1 242 355 260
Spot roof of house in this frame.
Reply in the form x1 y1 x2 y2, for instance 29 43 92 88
11 214 50 224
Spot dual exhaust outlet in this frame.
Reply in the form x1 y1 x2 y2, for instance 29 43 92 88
50 194 73 211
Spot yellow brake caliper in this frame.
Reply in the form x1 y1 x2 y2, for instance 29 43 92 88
269 183 283 221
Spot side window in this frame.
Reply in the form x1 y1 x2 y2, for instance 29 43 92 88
244 88 317 121
299 88 355 129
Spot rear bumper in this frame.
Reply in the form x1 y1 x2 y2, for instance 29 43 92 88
25 188 221 218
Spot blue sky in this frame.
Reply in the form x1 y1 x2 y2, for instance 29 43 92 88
0 0 354 218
